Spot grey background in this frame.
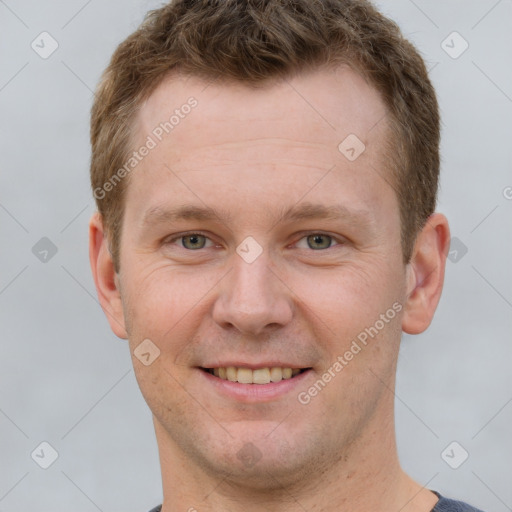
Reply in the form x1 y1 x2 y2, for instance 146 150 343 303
1 1 511 511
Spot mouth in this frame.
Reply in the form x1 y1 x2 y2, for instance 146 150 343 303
201 366 311 385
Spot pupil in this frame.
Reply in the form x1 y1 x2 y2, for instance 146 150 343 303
309 234 330 250
184 234 203 249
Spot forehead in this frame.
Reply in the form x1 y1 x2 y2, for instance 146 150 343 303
136 65 388 154
126 65 394 226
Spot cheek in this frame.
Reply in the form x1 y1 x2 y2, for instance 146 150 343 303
132 355 196 433
288 258 405 391
289 258 399 336
122 262 220 351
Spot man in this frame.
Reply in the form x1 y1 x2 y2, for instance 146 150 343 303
88 0 485 510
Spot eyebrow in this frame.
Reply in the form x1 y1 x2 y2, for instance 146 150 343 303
277 202 371 226
140 202 373 231
141 204 233 229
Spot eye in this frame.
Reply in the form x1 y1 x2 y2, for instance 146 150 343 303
296 233 340 250
167 233 215 250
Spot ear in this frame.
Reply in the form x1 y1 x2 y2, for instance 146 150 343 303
402 213 451 334
89 212 128 339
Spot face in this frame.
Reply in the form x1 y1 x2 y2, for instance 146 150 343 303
107 67 412 485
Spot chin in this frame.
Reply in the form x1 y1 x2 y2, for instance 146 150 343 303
195 427 324 489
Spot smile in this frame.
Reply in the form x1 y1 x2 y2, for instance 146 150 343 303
202 367 310 384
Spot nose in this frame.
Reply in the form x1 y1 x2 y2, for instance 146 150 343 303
211 250 294 336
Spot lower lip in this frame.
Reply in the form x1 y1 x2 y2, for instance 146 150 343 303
198 368 313 403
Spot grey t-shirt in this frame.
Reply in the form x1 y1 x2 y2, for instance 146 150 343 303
147 491 486 511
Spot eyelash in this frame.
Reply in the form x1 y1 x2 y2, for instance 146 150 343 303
163 231 344 251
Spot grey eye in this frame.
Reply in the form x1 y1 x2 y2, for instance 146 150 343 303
306 234 333 250
181 234 207 249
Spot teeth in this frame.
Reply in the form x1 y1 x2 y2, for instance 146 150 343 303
237 368 253 384
253 368 270 384
208 366 305 384
269 367 282 382
226 366 237 382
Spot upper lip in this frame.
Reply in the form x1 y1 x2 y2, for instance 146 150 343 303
200 362 310 369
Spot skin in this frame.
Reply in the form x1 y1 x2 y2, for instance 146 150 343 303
90 66 450 512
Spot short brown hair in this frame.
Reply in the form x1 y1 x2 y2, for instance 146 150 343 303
90 0 440 271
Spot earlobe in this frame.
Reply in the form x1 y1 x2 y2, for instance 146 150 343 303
401 213 451 335
89 212 128 339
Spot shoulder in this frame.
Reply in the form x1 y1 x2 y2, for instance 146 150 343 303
146 495 488 512
432 491 486 512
